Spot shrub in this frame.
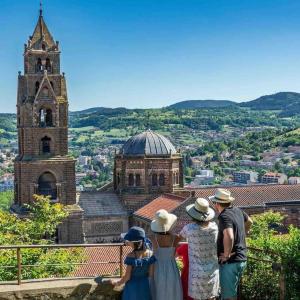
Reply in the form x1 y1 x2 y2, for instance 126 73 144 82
242 211 300 300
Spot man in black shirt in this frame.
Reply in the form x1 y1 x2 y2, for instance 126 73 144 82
209 189 253 300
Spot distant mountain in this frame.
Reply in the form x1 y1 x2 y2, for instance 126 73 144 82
240 92 300 116
71 107 129 115
168 100 237 109
167 92 300 116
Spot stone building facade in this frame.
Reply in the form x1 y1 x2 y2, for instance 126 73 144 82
13 8 84 243
114 130 184 212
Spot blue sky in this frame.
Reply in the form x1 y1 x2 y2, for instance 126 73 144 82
1 0 300 112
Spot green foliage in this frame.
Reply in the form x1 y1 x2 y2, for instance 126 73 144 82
0 190 13 211
0 195 84 281
242 211 300 300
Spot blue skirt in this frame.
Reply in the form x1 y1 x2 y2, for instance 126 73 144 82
122 276 152 300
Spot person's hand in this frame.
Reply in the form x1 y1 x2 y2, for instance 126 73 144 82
219 253 230 264
108 279 117 286
219 252 236 263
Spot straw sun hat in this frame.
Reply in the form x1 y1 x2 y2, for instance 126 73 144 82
151 209 177 233
186 198 215 222
208 188 235 203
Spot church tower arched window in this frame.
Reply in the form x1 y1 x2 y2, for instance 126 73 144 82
128 174 134 186
159 174 165 186
45 58 51 72
38 172 57 200
41 136 51 154
45 109 53 126
152 174 158 186
136 174 141 187
39 109 45 127
39 108 53 127
36 58 42 72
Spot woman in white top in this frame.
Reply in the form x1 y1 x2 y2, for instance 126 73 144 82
179 198 219 300
150 209 183 300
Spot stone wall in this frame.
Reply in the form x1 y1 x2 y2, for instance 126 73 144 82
14 158 76 206
0 278 121 300
83 215 129 243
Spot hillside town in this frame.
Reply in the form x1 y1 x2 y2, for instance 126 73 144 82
1 131 300 192
0 2 299 300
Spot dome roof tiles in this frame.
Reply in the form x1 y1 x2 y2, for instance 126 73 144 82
122 130 177 156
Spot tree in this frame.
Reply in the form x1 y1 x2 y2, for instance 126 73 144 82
0 190 13 211
242 211 300 300
0 195 84 281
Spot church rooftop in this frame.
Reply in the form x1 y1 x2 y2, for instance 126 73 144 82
121 129 177 156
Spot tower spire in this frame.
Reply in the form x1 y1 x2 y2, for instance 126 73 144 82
39 0 43 17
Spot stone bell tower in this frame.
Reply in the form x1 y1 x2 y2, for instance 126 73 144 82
13 6 84 243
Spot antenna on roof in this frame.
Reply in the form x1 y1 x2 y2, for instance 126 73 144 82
39 0 43 17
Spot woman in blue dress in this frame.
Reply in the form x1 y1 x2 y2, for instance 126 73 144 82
111 227 156 300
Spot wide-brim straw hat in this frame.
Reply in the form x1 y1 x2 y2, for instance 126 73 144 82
186 198 215 222
208 188 235 203
151 209 177 233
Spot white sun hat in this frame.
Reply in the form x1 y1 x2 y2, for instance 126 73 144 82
186 198 215 222
151 209 177 233
208 188 235 203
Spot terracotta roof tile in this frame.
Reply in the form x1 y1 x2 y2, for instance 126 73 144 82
189 184 300 207
73 246 131 277
133 194 186 221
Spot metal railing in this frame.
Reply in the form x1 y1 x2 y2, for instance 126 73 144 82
0 244 286 300
0 243 131 285
238 246 285 300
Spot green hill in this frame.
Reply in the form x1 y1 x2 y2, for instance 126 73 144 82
70 107 129 115
240 92 300 116
168 99 237 109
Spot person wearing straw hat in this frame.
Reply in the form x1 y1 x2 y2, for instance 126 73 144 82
179 198 219 300
209 189 253 300
150 209 183 300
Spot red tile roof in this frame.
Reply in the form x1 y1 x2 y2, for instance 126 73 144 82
73 245 131 277
133 194 186 221
263 172 284 177
190 184 300 207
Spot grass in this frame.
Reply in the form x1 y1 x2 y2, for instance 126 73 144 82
70 126 95 133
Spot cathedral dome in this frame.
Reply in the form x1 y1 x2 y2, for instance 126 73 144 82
121 130 177 156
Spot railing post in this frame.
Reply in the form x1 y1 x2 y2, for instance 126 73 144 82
279 265 285 300
17 247 22 285
120 245 123 277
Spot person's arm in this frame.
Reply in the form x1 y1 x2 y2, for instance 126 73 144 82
173 234 182 248
219 227 234 263
178 225 188 242
148 263 154 278
245 216 253 234
242 210 253 234
111 265 132 286
218 214 234 263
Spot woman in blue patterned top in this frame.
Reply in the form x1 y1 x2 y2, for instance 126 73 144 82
110 227 156 300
